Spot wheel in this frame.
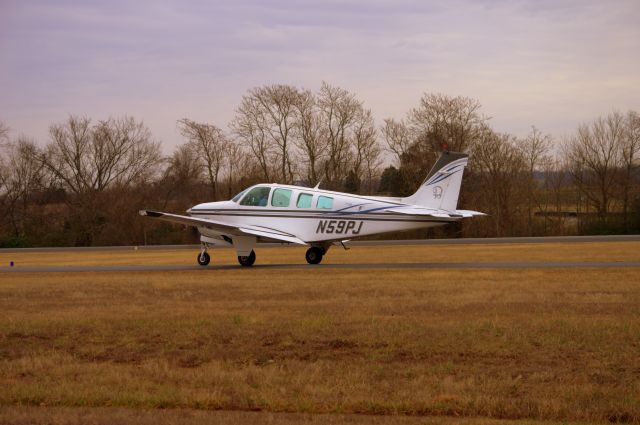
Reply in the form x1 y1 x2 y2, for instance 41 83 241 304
197 251 210 266
238 250 256 267
305 247 323 265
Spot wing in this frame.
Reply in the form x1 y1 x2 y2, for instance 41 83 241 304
139 210 307 245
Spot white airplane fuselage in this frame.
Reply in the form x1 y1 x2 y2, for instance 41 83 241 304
188 185 455 246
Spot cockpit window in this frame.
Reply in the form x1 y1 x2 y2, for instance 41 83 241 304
239 186 271 207
231 189 248 203
271 188 292 207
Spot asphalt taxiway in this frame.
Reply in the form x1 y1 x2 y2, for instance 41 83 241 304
1 234 638 254
2 261 640 273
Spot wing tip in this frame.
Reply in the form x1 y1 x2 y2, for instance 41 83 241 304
139 210 162 218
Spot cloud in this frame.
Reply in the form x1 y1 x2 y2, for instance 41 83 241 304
0 0 638 149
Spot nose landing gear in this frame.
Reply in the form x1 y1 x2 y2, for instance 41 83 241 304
197 250 210 266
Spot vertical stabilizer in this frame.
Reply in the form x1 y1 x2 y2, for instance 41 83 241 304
402 152 469 211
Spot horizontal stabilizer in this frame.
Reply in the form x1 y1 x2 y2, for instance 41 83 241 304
386 207 457 219
455 209 487 217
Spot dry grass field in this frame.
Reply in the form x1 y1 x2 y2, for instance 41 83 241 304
1 242 639 424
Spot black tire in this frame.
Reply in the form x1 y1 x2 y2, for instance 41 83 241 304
197 251 210 266
305 247 323 265
238 250 256 267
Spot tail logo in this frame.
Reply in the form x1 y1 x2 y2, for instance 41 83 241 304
433 186 443 199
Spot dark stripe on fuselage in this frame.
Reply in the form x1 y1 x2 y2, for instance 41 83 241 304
188 210 456 223
190 208 445 217
190 208 412 215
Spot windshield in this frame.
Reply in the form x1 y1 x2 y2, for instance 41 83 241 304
239 186 271 207
231 188 249 203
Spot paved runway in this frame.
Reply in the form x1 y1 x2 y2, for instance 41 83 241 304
2 261 639 273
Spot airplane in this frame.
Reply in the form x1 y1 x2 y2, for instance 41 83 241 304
139 151 484 266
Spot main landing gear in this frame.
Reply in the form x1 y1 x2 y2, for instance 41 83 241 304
197 247 256 267
238 250 256 267
305 246 325 265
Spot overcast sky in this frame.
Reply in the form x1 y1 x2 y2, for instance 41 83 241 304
1 0 639 152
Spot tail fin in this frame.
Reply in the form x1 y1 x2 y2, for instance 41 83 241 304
402 151 469 211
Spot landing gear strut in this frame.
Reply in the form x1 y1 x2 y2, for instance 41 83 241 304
238 250 256 267
197 249 210 266
305 246 324 265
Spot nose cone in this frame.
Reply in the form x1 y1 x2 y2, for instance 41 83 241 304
187 202 207 215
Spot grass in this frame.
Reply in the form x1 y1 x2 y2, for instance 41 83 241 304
0 406 581 425
0 242 639 424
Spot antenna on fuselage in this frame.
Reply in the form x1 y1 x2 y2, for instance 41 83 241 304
313 177 324 190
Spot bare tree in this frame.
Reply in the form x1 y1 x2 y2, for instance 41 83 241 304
470 128 527 236
231 85 298 184
408 93 487 153
380 93 488 199
0 122 9 200
362 136 383 193
223 139 249 198
0 121 9 145
293 89 326 185
231 93 273 181
317 82 361 189
517 126 553 233
231 82 379 190
41 115 162 244
44 116 161 195
621 110 640 226
167 143 202 187
352 108 380 192
538 157 570 235
0 137 47 238
160 143 203 209
519 126 553 175
178 118 228 200
45 116 93 195
563 112 625 218
260 85 298 184
0 123 9 197
381 118 411 165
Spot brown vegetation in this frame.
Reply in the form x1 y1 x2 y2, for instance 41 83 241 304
0 406 576 425
1 244 639 424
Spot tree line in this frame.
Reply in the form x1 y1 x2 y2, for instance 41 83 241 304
1 82 639 247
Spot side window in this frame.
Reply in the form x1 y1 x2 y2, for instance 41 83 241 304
296 193 313 208
271 188 292 207
317 196 333 209
239 186 271 207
